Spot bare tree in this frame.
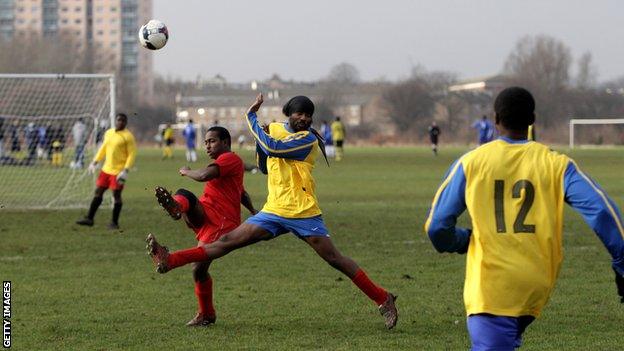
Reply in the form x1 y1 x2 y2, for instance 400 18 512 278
326 62 361 85
576 51 598 90
382 78 435 133
504 35 573 128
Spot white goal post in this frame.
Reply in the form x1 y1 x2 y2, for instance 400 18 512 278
569 118 624 148
0 73 115 209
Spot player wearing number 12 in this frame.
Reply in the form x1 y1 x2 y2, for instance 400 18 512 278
425 87 624 350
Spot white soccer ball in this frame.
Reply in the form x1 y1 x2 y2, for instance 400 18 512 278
138 19 168 50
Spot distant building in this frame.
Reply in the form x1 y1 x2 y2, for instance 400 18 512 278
175 75 381 135
0 0 153 102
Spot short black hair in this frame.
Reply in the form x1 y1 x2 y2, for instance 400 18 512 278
207 126 231 146
494 87 535 131
116 113 128 121
282 96 314 117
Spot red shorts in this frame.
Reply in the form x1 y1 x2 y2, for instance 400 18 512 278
194 201 238 243
96 171 124 190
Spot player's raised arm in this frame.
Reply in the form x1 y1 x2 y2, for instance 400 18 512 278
563 161 624 278
244 94 317 160
424 158 472 254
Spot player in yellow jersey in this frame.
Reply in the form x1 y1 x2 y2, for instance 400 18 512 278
425 87 624 350
162 123 174 159
331 116 345 161
146 94 398 329
76 113 136 230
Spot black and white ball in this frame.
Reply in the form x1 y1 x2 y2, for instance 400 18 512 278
138 19 168 50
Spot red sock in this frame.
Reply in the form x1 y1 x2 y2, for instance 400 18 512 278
351 269 389 306
173 194 189 212
167 247 208 269
195 277 216 317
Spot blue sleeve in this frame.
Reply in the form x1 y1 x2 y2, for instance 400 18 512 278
564 161 624 275
246 112 317 160
425 160 471 254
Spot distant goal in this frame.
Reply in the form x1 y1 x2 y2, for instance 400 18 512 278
0 74 115 209
568 118 624 148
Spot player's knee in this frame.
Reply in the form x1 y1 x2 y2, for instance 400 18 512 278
175 188 198 207
191 262 209 281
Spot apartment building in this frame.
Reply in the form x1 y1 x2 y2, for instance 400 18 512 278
0 0 153 101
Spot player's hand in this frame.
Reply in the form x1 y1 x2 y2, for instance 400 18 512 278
116 169 128 183
615 269 624 303
260 123 269 133
247 93 264 114
250 209 258 215
179 166 191 176
87 162 97 175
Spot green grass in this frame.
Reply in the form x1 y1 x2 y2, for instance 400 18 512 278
1 146 623 350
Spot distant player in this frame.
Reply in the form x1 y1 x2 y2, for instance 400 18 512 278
472 115 494 145
76 113 136 230
425 87 624 350
147 94 398 329
162 123 174 159
320 120 335 158
182 120 197 162
331 116 345 161
527 124 536 141
154 126 257 326
428 121 441 155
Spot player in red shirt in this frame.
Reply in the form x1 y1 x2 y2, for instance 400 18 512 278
154 126 257 326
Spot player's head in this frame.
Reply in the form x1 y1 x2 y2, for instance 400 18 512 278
115 113 128 131
188 119 193 124
494 87 535 132
335 116 341 121
283 95 314 132
205 126 231 159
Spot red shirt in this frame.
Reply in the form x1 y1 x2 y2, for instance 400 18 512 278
199 151 244 224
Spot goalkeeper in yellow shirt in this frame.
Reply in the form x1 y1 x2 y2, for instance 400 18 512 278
146 94 398 329
425 87 624 350
76 113 136 230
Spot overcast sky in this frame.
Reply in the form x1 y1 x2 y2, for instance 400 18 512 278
152 0 623 83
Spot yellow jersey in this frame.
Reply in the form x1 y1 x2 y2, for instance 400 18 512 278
163 127 174 140
425 137 624 317
246 112 322 218
331 121 345 141
94 128 136 175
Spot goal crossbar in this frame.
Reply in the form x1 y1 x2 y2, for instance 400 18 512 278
569 118 624 148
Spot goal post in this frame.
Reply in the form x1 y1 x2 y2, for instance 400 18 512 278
569 118 624 148
0 73 115 209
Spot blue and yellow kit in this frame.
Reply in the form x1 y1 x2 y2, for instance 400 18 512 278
94 128 136 175
425 137 624 317
246 112 322 218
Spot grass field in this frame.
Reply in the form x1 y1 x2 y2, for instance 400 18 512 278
2 146 623 350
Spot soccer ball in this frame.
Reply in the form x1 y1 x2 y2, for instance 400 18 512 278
138 19 168 50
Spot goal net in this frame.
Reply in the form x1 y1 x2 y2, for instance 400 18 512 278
569 118 624 148
0 74 115 209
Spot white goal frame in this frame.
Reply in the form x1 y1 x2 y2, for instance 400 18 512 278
0 73 116 209
0 73 116 126
569 118 624 148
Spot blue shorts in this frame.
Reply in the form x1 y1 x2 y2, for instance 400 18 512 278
467 314 534 351
245 211 330 238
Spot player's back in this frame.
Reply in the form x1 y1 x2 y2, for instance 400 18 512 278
460 138 570 317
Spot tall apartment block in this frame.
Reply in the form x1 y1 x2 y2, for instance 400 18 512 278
0 0 153 101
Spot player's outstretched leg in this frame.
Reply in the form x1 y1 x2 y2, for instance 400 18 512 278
154 186 182 220
146 224 272 274
146 233 171 273
304 236 398 329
